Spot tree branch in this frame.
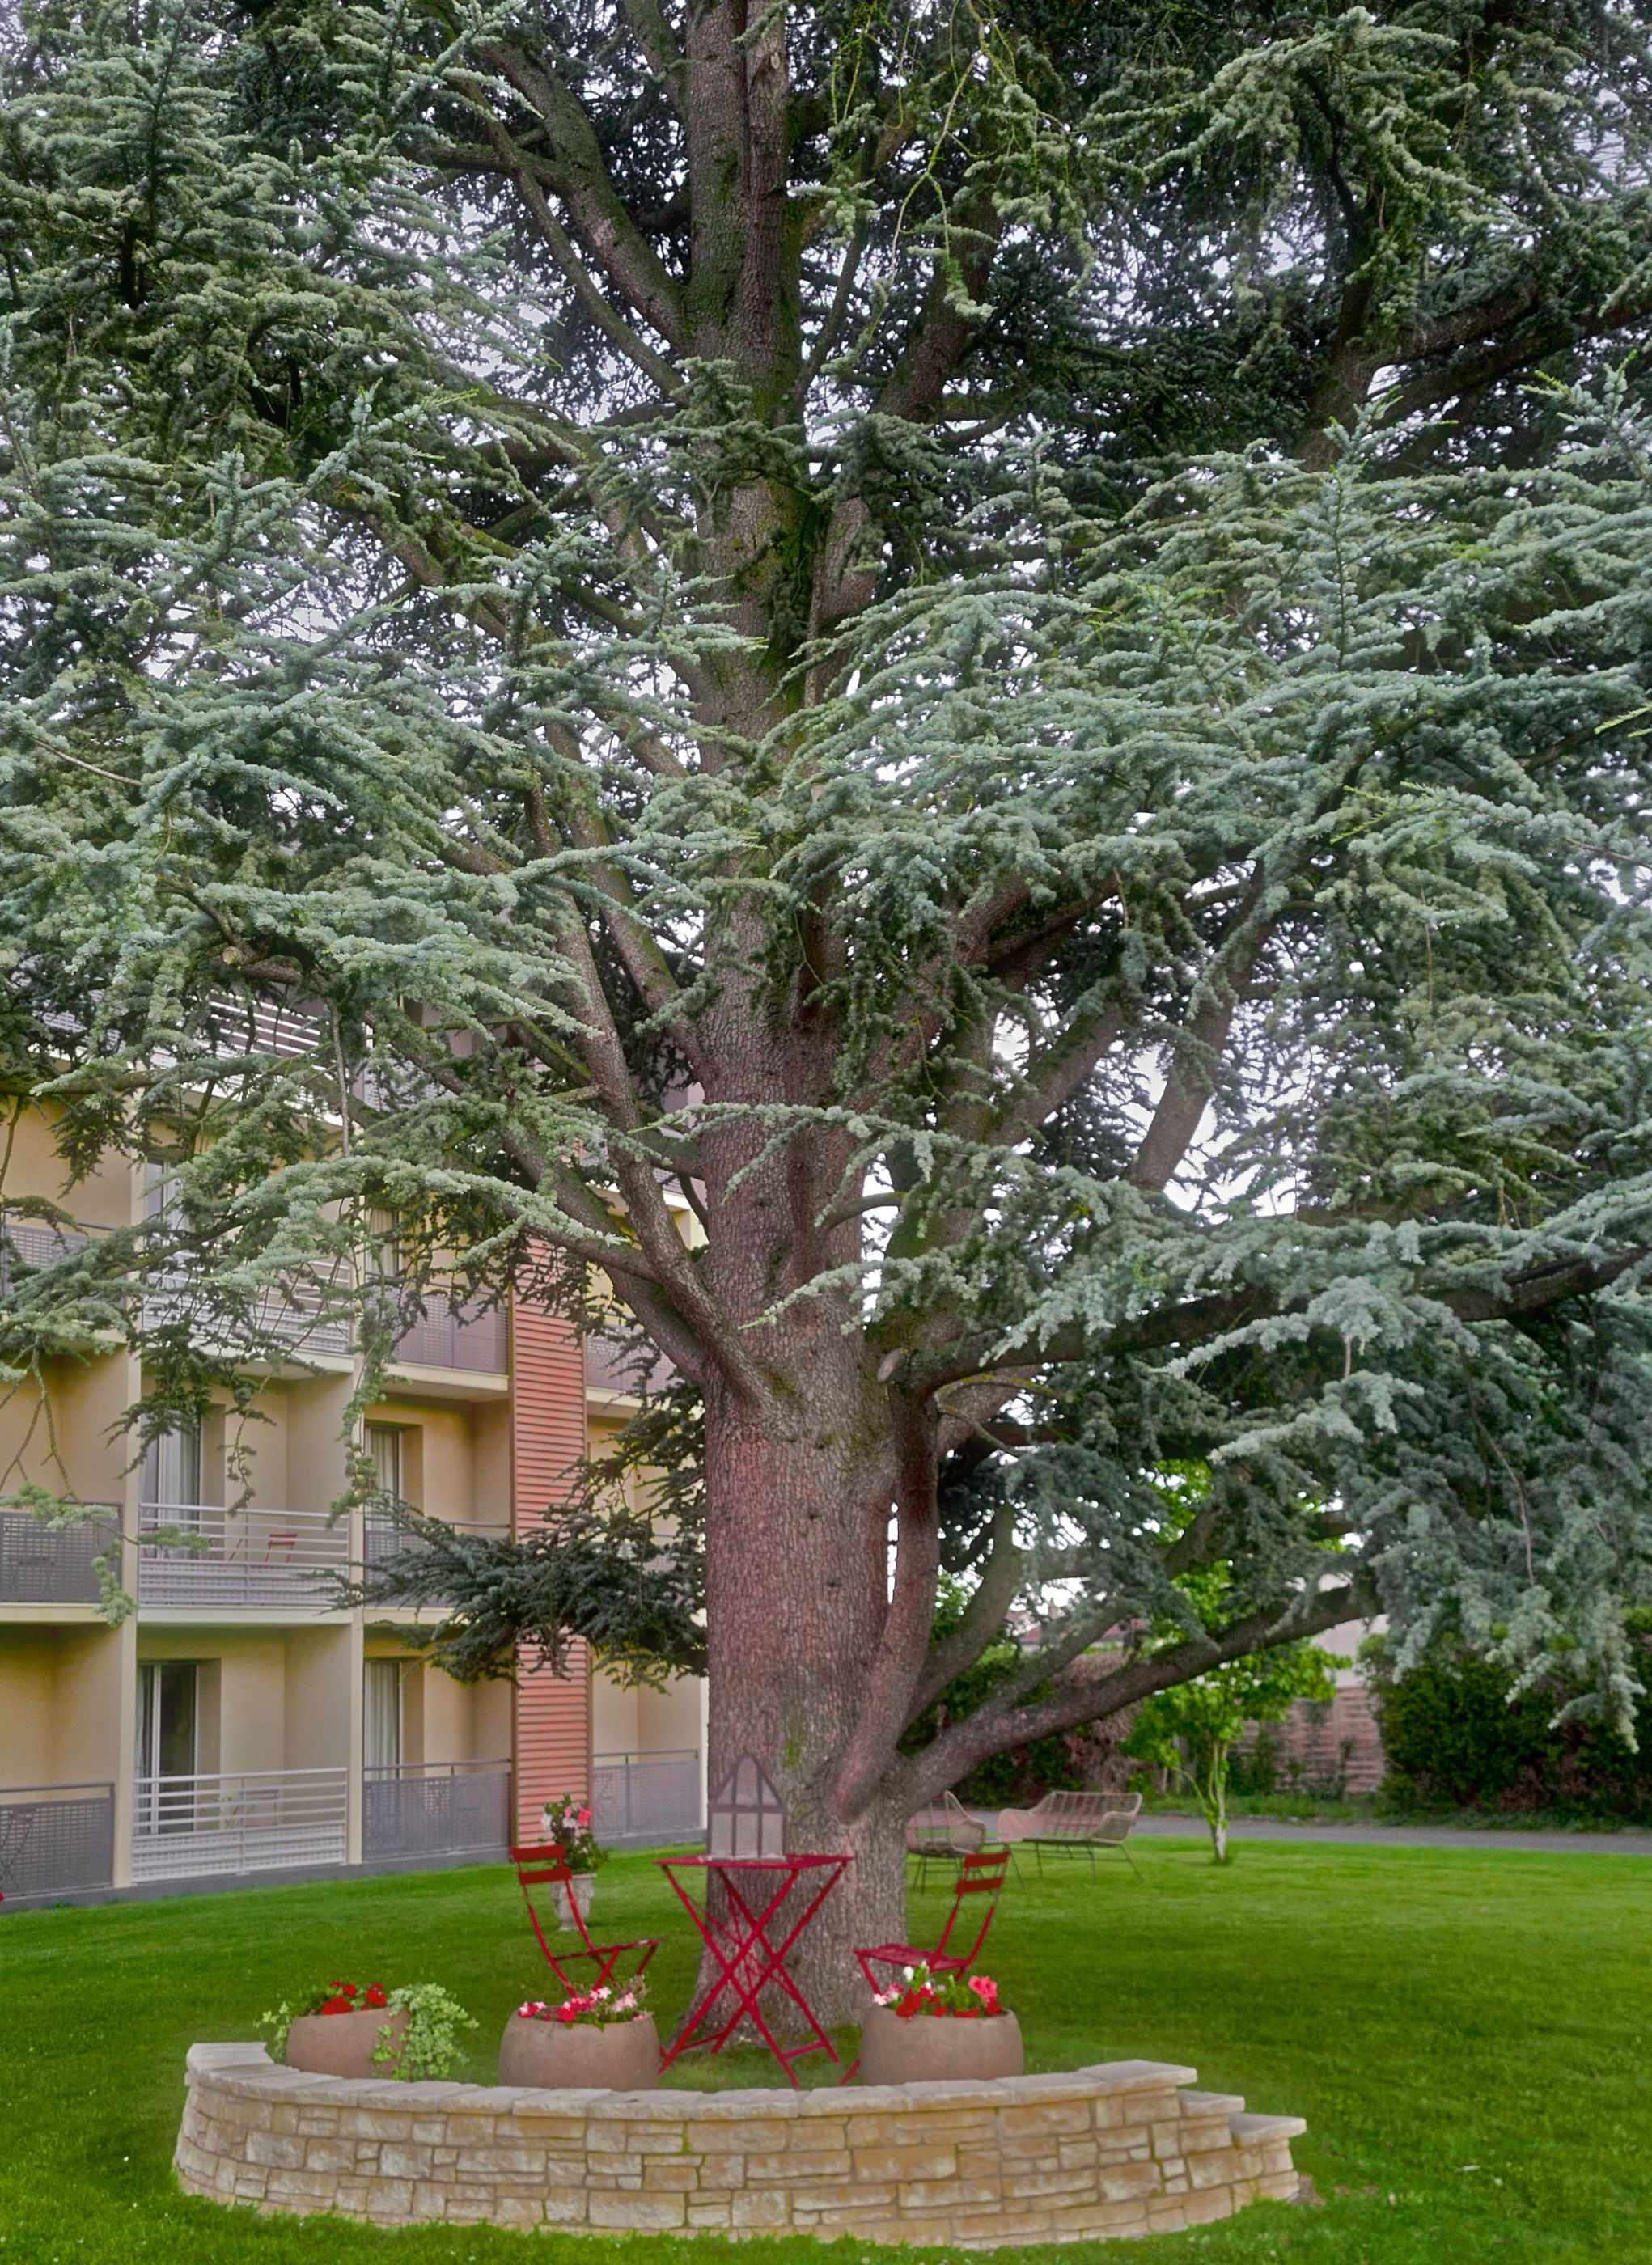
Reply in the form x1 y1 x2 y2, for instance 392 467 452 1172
997 1001 1126 1148
905 1584 1366 1802
527 767 711 1082
622 0 686 120
902 1244 1651 1399
481 119 684 397
1127 873 1273 1193
553 910 769 1402
905 1501 1023 1719
471 43 688 349
832 1395 940 1818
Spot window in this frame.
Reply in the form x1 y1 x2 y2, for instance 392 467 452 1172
143 1161 181 1221
135 1676 198 1830
142 1420 201 1514
364 1660 403 1774
365 1422 403 1502
368 1207 401 1281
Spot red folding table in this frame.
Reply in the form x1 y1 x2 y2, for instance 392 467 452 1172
655 1852 852 2086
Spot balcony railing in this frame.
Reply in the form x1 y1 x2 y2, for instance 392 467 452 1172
138 1504 349 1609
361 1516 511 1602
392 1291 509 1374
0 1507 116 1605
131 1767 348 1880
3 1213 511 1375
584 1331 676 1398
0 1783 115 1902
591 1748 702 1846
142 1269 355 1359
362 1760 511 1861
0 1217 98 1294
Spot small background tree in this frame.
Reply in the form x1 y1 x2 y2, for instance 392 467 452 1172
1127 1645 1341 1865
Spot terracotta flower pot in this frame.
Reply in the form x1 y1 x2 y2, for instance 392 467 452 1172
549 1873 596 1929
858 2004 1023 2085
498 2011 659 2090
284 2005 410 2079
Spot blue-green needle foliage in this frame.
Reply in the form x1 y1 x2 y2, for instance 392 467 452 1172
1 1 1651 1803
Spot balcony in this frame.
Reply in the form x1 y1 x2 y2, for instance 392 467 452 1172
362 1760 511 1862
131 1767 348 1880
0 1783 115 1903
138 1505 349 1610
392 1289 508 1374
591 1748 702 1846
0 1508 116 1605
2 1214 506 1374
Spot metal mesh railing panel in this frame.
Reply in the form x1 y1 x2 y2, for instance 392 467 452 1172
0 1786 115 1899
0 1510 113 1604
393 1294 509 1374
362 1764 511 1859
591 1751 701 1845
137 1505 349 1609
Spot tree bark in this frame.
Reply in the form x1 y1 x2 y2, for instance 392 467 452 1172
698 1379 910 2031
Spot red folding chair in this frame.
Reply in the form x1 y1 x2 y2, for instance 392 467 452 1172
852 1844 1010 1996
511 1842 658 1996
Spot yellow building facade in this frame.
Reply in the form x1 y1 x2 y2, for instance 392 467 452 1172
0 1108 705 1907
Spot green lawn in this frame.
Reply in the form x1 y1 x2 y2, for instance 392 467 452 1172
2 1838 1646 2263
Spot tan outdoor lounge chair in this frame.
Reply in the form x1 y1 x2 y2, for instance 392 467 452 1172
994 1789 1142 1878
904 1790 987 1889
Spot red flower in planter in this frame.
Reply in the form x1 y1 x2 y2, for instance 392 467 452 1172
874 1965 1009 2021
306 1979 389 2017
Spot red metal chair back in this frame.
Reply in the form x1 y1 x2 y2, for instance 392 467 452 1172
930 1844 1010 1969
513 1840 583 1955
510 1842 659 1996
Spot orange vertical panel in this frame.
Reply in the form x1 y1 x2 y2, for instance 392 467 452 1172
510 1299 591 1840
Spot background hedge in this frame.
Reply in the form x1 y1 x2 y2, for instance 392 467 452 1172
1370 1643 1652 1821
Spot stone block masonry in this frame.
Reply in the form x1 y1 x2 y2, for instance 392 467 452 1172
176 2044 1306 2246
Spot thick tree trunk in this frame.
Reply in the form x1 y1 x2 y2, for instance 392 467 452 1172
698 1382 910 2033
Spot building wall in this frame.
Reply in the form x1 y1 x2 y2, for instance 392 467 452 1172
591 1670 702 1759
1243 1683 1386 1795
0 1633 56 1782
1 1103 130 1228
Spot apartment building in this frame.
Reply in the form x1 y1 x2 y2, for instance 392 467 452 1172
0 1107 705 1909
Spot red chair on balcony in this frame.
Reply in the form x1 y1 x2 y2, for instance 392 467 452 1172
852 1844 1010 1996
511 1842 659 1996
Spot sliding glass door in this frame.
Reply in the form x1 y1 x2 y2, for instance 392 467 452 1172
134 1662 198 1834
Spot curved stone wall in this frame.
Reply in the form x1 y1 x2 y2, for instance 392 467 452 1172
176 2042 1305 2246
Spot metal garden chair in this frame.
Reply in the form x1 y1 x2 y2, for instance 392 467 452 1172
904 1791 986 1890
511 1841 659 1996
996 1789 1144 1878
852 1844 1010 1996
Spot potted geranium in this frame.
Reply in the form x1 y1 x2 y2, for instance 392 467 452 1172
260 1979 477 2081
858 1966 1023 2085
540 1792 605 1927
498 1980 659 2090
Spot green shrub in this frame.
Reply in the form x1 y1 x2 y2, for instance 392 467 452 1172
1370 1641 1652 1821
